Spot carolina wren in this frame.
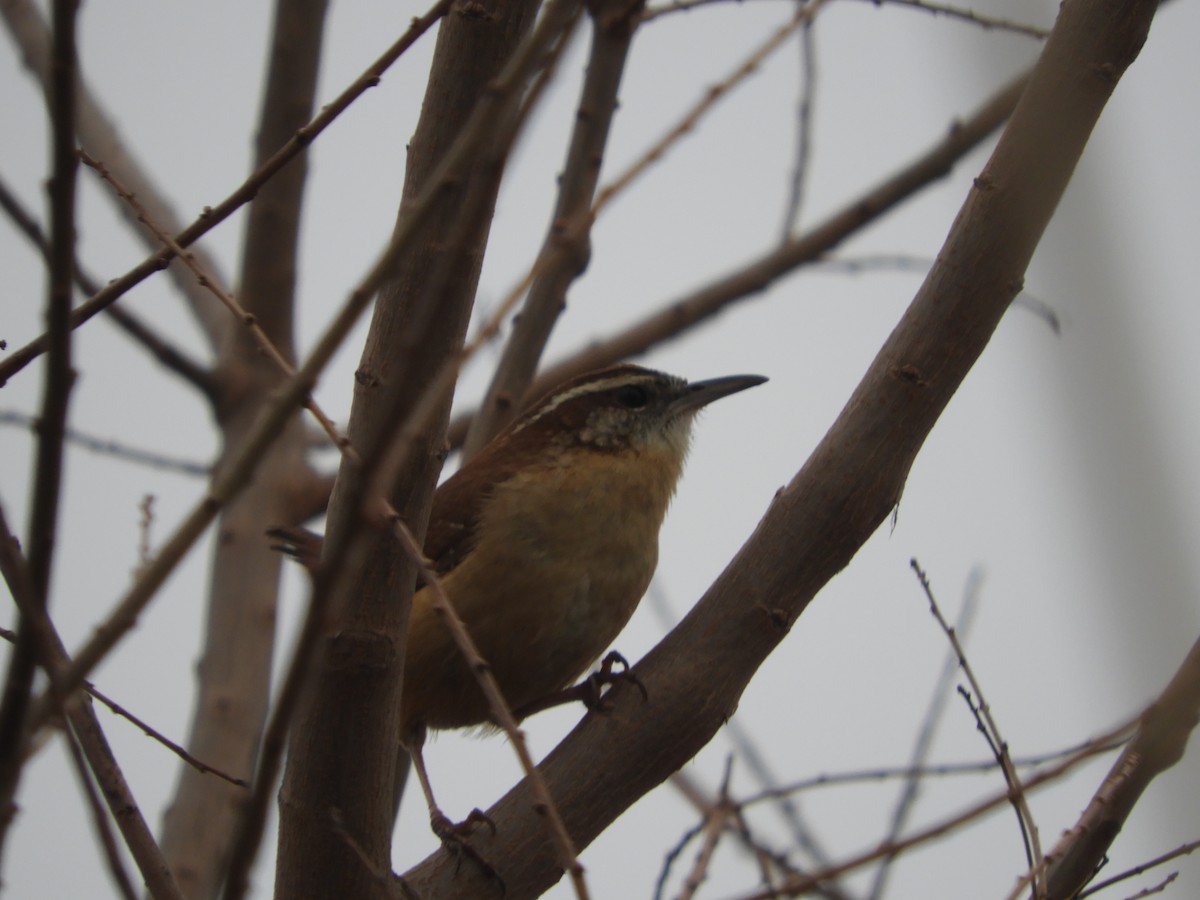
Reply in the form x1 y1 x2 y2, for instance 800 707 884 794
400 363 765 735
275 363 764 838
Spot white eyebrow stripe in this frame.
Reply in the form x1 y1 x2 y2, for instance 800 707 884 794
512 373 661 435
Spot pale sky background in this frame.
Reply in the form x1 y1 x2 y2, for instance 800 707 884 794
2 0 1200 897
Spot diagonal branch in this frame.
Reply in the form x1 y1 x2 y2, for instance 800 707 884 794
1042 635 1200 899
0 169 216 397
403 0 1158 895
0 506 185 900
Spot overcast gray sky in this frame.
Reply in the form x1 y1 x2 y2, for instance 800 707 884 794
3 1 1199 896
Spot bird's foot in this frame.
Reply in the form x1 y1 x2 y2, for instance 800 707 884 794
431 807 495 840
430 809 504 891
581 651 648 713
514 651 648 719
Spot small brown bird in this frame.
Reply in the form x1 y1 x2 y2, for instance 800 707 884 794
276 363 764 834
400 364 764 734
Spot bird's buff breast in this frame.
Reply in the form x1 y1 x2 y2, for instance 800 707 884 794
402 450 675 730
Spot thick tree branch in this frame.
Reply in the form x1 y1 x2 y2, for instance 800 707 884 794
154 1 330 897
271 2 582 897
403 0 1158 895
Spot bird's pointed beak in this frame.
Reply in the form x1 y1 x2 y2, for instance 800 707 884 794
669 373 767 418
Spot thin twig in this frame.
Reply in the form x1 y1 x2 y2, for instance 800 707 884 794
812 253 1063 333
1076 839 1200 898
86 679 247 789
0 0 453 387
738 736 1128 808
593 0 828 217
728 806 783 900
861 0 1049 40
389 517 592 900
725 718 835 871
779 14 817 239
911 559 1044 898
0 622 245 788
676 756 736 900
646 585 843 891
0 506 185 900
0 411 210 476
668 770 851 900
61 720 138 900
730 716 1139 900
80 150 349 454
136 495 154 571
655 816 710 900
867 566 981 900
0 170 216 395
640 0 1049 38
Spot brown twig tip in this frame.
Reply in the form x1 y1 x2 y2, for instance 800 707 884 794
911 558 1044 896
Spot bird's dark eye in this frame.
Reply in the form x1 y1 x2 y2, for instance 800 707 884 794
614 384 649 409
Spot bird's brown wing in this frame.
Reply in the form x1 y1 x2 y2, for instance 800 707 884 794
422 428 535 577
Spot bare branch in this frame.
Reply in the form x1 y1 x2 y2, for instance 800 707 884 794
863 0 1049 40
1042 636 1200 899
80 149 351 453
735 722 1137 900
779 15 817 239
867 565 982 900
594 0 827 216
1077 839 1200 899
914 560 1043 896
0 622 246 789
0 0 451 388
676 756 735 900
0 505 185 900
0 0 80 863
0 411 210 476
61 722 138 900
0 170 216 395
640 0 1050 39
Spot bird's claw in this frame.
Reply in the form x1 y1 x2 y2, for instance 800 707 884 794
430 809 504 892
431 807 495 840
511 650 648 720
582 651 648 713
